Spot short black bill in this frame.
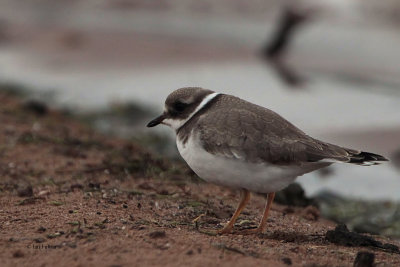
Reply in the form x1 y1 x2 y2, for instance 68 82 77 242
146 114 165 127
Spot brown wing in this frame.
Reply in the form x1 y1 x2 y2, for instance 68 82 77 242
193 95 378 165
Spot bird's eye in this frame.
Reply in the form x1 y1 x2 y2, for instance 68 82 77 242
174 101 187 112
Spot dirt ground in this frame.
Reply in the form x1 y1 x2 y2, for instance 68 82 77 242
1 91 400 267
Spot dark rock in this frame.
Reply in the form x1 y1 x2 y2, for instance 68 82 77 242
275 183 315 207
326 224 377 247
282 257 292 265
149 230 166 239
34 237 45 243
382 243 400 251
326 224 399 253
37 226 46 233
353 251 375 267
13 250 24 258
88 182 100 190
107 199 116 205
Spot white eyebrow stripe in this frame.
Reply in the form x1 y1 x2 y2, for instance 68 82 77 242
187 92 220 122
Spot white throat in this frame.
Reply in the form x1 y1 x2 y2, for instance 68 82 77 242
163 92 220 131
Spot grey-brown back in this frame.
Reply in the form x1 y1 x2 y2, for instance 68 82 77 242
177 94 387 165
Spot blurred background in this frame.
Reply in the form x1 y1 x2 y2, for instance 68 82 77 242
0 0 399 205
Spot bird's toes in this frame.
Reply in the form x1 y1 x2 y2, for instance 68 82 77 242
217 226 234 235
238 227 263 235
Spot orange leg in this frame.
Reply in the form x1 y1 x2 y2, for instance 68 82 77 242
257 192 275 233
241 192 275 234
218 189 250 234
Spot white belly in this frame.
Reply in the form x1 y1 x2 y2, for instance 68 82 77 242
177 133 322 194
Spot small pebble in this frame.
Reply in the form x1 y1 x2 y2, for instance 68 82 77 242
13 250 24 258
354 251 375 267
17 185 33 197
34 237 45 243
149 230 166 239
282 257 292 265
37 226 46 233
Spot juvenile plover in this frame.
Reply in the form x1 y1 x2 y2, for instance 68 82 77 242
147 87 388 234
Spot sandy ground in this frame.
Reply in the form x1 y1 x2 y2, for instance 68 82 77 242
1 92 400 267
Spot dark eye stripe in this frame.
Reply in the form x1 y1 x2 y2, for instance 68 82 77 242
174 102 188 112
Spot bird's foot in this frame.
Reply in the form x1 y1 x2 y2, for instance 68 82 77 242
238 227 264 235
217 227 233 235
194 226 231 236
217 224 234 235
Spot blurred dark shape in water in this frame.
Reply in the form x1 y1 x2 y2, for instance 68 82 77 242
0 19 10 44
261 5 314 88
316 191 400 238
58 31 85 50
267 60 306 88
361 1 400 26
23 100 48 116
263 6 309 60
107 0 170 11
391 148 400 171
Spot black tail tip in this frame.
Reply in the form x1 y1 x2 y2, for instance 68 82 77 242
349 151 389 164
358 151 389 162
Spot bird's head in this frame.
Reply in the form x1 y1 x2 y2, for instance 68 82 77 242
147 87 217 131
